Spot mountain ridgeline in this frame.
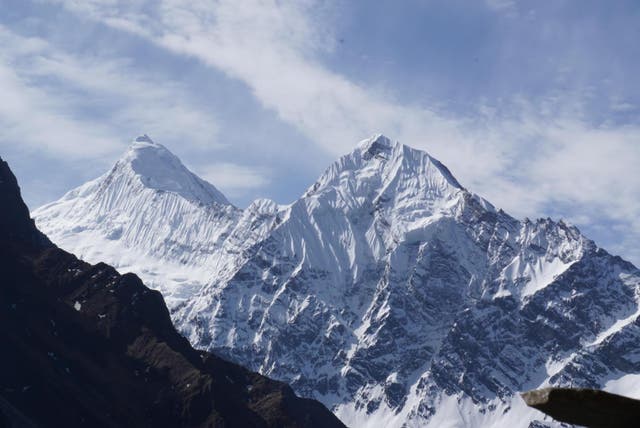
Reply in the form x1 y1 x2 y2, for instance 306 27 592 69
0 156 345 427
33 135 640 427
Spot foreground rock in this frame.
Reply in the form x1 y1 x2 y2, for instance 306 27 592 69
0 156 345 428
522 388 640 427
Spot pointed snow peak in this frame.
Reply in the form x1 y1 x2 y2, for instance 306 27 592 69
355 134 464 191
120 135 184 177
304 134 466 207
135 134 155 144
127 134 166 154
126 134 169 158
112 136 231 206
358 134 395 159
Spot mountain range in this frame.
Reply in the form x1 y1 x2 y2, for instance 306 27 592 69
33 134 640 427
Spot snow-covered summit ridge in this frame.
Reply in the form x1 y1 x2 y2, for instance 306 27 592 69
358 133 462 187
300 134 478 255
306 134 464 201
115 134 230 206
357 133 394 157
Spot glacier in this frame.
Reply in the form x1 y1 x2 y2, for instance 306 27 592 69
34 134 640 427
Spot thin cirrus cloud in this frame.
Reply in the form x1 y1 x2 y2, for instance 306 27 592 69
0 28 117 159
485 0 517 13
197 163 271 200
50 0 513 182
13 1 640 264
0 23 220 161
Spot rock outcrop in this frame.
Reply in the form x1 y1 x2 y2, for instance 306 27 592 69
522 388 640 428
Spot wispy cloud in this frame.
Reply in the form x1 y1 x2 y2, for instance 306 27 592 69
0 28 117 158
48 1 507 177
0 24 219 160
198 162 270 198
485 0 517 14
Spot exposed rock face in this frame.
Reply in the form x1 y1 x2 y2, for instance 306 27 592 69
0 157 345 428
522 388 640 427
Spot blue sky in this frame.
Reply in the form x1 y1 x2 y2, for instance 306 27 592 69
1 0 639 265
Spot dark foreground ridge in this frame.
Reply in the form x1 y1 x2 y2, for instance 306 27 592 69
0 156 346 428
522 387 640 428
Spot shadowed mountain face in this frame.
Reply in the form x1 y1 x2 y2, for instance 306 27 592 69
0 157 345 428
522 388 640 428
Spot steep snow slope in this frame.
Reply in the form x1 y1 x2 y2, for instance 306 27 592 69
34 134 640 427
33 135 243 306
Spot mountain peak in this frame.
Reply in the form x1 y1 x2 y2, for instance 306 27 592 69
301 134 467 228
126 134 170 159
358 133 395 159
113 136 230 206
0 157 50 246
128 134 165 154
355 135 462 189
134 134 155 144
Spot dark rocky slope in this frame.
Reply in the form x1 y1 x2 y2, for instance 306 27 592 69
522 388 640 427
0 156 345 428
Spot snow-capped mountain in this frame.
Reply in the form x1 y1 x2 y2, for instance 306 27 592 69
34 134 640 427
33 135 242 307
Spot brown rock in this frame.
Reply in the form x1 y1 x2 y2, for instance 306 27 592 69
521 387 640 427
